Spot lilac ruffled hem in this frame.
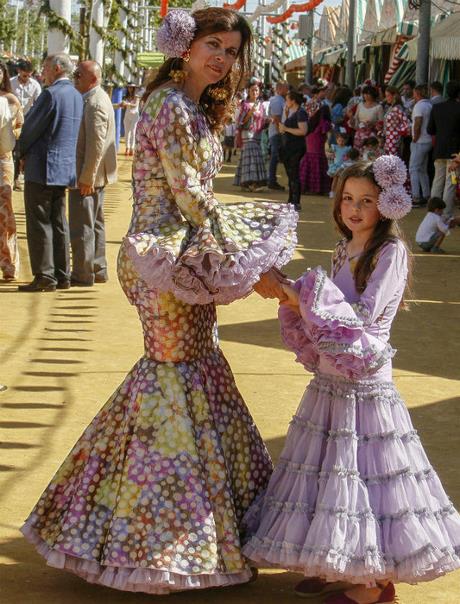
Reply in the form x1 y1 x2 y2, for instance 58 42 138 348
278 267 394 379
124 205 298 306
243 536 460 587
21 522 252 594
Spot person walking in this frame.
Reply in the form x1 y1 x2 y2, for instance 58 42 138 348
21 8 297 594
383 86 411 157
0 62 23 281
233 82 267 191
17 54 83 292
10 59 41 191
268 81 288 190
409 84 432 208
427 80 460 217
69 60 117 286
279 90 307 210
122 84 140 156
299 104 332 196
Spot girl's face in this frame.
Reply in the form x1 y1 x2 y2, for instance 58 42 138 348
340 177 381 238
188 31 242 86
385 90 394 104
336 136 346 147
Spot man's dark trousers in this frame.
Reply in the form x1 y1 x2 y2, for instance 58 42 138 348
24 181 70 283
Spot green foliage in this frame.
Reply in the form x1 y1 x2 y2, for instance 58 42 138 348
0 0 16 49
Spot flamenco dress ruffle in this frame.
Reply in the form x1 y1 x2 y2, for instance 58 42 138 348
21 194 298 594
243 268 460 586
121 199 297 306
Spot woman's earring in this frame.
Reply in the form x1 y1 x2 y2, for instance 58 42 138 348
169 69 186 83
182 49 191 63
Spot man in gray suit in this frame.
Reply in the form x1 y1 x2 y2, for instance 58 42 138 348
70 61 117 286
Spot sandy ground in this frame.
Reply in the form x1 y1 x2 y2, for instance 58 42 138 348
1 153 459 604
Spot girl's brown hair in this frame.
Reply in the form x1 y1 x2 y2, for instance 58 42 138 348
332 161 413 296
143 8 252 132
385 85 402 107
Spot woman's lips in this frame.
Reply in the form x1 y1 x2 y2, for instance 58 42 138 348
208 65 223 76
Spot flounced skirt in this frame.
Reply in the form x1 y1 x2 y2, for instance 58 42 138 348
242 373 460 586
22 350 273 594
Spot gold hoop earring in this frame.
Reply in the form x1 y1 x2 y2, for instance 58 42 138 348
169 69 187 83
182 49 191 63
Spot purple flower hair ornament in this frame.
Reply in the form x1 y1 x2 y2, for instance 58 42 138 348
372 155 411 219
156 10 196 59
373 154 407 188
377 185 412 220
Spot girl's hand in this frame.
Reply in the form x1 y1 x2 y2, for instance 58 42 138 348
279 283 300 312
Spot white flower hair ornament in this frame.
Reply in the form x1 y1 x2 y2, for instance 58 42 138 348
156 10 197 59
373 155 412 220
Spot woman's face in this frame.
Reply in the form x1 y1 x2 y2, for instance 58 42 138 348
188 30 242 86
385 90 394 105
340 177 381 237
363 92 374 103
248 84 259 101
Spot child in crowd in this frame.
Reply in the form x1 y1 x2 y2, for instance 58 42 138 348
243 156 460 604
329 148 360 197
326 132 352 178
222 121 235 162
415 197 460 253
361 136 382 161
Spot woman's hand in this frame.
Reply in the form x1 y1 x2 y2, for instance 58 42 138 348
279 283 300 313
253 269 288 301
278 123 286 133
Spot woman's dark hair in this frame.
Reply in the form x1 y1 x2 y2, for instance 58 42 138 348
332 160 413 295
332 86 352 107
0 62 12 93
143 8 252 132
446 80 460 100
307 104 331 134
287 90 304 106
385 86 402 106
362 85 378 100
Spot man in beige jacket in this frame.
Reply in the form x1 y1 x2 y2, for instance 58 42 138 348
70 60 117 285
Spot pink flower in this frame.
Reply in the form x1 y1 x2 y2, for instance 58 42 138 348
373 155 407 188
156 10 196 59
377 185 412 220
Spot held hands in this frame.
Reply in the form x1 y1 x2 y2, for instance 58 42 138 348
253 268 289 301
279 282 300 314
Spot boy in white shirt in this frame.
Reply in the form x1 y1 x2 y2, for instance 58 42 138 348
415 197 460 253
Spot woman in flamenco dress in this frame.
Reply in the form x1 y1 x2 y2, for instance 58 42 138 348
21 8 297 595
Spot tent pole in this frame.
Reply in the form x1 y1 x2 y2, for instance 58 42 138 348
346 0 356 89
416 0 431 85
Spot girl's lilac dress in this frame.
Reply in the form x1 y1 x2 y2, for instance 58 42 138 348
21 88 298 594
243 239 460 586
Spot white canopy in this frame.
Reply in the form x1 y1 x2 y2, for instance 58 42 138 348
403 12 460 61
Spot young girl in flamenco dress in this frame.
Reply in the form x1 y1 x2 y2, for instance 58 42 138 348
243 155 460 604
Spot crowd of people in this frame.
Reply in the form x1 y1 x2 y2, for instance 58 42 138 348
225 76 460 250
0 56 144 288
1 6 460 604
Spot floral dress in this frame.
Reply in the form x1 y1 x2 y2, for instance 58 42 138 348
384 104 411 156
243 239 460 586
21 88 298 594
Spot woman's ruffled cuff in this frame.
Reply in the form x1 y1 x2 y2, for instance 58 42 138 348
124 203 298 306
296 267 394 379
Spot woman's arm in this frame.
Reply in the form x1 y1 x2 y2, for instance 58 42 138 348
280 121 307 136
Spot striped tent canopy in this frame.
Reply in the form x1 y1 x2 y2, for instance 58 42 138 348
398 11 460 62
315 5 341 51
371 20 417 46
314 43 347 65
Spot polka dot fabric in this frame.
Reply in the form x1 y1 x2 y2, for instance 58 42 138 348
21 87 288 594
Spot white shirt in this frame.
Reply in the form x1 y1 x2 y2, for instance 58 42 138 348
411 99 432 144
10 75 41 115
416 212 449 243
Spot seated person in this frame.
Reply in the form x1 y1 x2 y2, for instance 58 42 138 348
415 197 460 253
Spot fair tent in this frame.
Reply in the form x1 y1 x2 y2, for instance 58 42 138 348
401 11 460 61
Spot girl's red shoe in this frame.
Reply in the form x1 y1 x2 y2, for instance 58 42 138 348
324 582 396 604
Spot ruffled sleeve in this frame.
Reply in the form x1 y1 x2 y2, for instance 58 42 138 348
123 91 298 306
278 242 408 379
